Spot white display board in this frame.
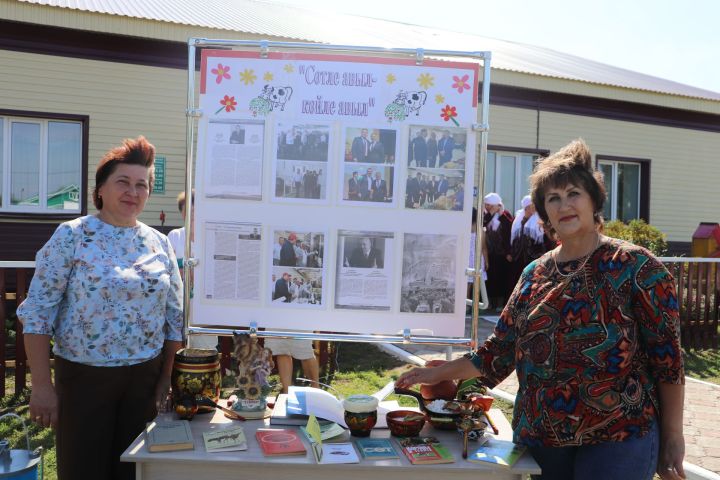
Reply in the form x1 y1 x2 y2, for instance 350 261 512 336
191 49 480 337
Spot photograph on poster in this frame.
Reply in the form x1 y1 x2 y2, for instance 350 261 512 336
405 168 465 211
344 127 397 164
408 126 466 169
204 119 264 200
272 230 325 268
270 267 323 305
276 123 330 162
400 233 457 314
335 230 394 311
274 160 326 200
341 165 394 203
203 221 262 302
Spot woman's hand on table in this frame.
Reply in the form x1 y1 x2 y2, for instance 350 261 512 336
29 383 58 429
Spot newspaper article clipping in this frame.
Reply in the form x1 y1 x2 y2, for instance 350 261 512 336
204 120 265 200
334 230 394 310
203 222 262 301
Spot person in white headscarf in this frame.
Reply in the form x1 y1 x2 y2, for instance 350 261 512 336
510 195 555 287
483 193 514 311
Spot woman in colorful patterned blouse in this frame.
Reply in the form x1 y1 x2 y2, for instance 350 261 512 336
397 139 685 480
18 136 183 480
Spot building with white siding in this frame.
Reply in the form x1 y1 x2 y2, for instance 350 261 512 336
1 0 719 258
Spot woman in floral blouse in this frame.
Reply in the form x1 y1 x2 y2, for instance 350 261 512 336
18 136 183 480
397 139 685 480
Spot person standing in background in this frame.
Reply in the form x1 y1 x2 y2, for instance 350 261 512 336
509 195 555 287
483 192 514 311
168 190 218 350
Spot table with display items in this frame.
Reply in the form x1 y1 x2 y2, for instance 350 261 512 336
121 406 540 480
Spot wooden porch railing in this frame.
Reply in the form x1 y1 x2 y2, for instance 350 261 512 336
1 257 715 398
660 257 720 350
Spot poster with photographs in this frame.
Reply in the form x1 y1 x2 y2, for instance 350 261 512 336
203 222 262 302
273 122 330 201
340 127 397 205
405 126 467 211
204 119 264 200
335 230 394 311
193 49 480 336
401 233 457 314
270 229 325 307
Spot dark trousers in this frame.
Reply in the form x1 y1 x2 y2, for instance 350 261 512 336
55 355 163 480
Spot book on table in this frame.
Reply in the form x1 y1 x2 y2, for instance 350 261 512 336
255 428 307 456
270 393 333 426
398 436 454 465
467 438 526 467
145 420 194 453
355 438 399 459
202 426 248 453
305 415 359 464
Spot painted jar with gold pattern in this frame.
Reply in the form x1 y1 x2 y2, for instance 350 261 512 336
171 348 221 418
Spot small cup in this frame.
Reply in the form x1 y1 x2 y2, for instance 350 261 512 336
342 394 379 437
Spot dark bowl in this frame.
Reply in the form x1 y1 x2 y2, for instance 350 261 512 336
386 410 427 437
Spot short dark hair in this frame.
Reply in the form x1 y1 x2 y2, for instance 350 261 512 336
93 136 155 209
529 139 606 228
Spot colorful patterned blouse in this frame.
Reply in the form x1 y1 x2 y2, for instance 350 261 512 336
18 216 184 367
468 238 684 447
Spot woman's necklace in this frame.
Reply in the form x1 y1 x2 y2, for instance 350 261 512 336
553 234 602 278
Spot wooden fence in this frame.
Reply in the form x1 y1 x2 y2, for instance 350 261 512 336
1 258 716 397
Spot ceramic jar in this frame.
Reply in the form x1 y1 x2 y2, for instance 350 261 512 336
171 348 221 419
342 394 379 437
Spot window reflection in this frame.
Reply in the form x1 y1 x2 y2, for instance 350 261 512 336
11 122 41 206
47 122 82 210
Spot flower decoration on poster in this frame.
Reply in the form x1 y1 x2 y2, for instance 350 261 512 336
211 63 231 84
216 95 237 114
417 73 435 89
284 63 295 73
264 72 274 81
435 94 445 104
452 74 470 94
440 104 459 126
386 73 397 84
239 68 258 85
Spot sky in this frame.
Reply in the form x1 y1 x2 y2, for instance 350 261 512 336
271 0 720 94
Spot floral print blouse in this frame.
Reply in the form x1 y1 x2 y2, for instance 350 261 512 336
468 238 684 447
18 216 184 367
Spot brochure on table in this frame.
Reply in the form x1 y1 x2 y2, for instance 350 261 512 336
192 49 480 337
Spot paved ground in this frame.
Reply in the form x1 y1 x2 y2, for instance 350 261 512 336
400 315 720 474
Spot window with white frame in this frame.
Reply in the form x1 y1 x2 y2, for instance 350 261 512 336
484 150 539 213
0 115 82 214
598 159 642 222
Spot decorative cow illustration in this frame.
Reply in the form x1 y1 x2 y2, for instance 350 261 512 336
248 84 294 117
384 90 427 123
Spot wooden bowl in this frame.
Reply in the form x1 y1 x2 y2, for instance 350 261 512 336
386 410 427 437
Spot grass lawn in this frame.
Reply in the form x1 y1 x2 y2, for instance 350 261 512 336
2 342 717 480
